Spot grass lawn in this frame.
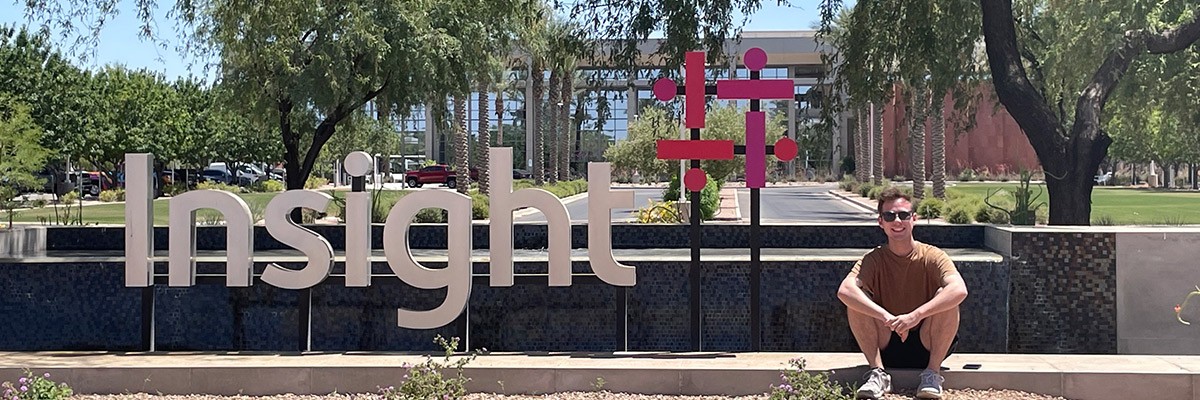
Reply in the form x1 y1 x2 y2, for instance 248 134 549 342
1 190 415 226
947 182 1200 225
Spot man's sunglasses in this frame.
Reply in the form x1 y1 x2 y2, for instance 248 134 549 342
880 210 913 222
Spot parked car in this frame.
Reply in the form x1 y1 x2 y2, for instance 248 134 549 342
512 169 531 180
404 165 459 189
200 169 234 185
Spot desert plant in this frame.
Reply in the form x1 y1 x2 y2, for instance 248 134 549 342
957 168 977 182
983 170 1045 225
1092 214 1115 226
2 370 72 400
379 335 476 400
768 358 850 400
700 174 721 220
634 199 685 223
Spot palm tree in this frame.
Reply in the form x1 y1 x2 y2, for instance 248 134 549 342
476 85 491 194
558 65 575 181
454 95 470 194
931 93 947 199
856 105 868 183
531 60 546 185
872 101 884 186
910 84 928 201
546 68 561 183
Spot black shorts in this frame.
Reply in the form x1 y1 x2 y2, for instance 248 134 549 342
880 325 959 369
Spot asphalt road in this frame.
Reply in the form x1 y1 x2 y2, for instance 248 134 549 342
515 187 664 223
515 183 872 223
737 183 874 223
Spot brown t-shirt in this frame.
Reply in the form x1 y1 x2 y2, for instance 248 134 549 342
848 241 959 315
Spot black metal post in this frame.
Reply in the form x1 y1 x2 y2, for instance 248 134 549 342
749 69 764 351
690 134 702 352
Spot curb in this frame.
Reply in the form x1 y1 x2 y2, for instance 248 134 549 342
511 191 589 219
827 189 876 213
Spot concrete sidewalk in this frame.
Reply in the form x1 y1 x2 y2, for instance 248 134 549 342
0 351 1196 399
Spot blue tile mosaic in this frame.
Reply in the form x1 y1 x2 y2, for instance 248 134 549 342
45 224 985 251
311 271 456 352
0 262 141 351
154 269 299 351
468 277 620 352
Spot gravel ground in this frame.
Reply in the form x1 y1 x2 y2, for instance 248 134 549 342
75 389 1073 400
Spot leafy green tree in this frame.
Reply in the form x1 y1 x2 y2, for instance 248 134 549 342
0 25 92 165
19 0 539 195
0 101 50 228
979 0 1200 224
605 104 785 183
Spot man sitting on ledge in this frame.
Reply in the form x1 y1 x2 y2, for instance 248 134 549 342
837 187 969 400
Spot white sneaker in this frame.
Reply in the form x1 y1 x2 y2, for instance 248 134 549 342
855 367 892 399
916 368 945 399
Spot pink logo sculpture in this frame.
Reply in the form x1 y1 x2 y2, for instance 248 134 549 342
653 48 799 191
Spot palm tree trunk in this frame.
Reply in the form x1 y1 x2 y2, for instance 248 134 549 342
558 69 573 181
495 89 505 149
910 85 928 201
476 85 491 195
932 93 947 199
454 95 470 195
532 63 545 185
872 101 884 186
546 69 561 183
856 106 867 183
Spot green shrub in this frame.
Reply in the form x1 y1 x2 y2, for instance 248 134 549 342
944 197 980 224
957 168 977 182
197 181 242 192
253 179 285 193
663 172 681 201
413 208 446 223
1092 214 1115 226
768 358 850 400
305 176 329 189
2 370 73 400
867 185 885 200
700 174 721 220
471 193 489 220
59 191 78 205
98 188 125 202
916 197 945 219
857 182 874 198
974 205 1010 224
163 183 188 197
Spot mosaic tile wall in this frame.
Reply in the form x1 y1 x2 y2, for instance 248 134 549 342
0 262 141 350
44 224 985 251
1008 232 1117 354
0 257 1007 352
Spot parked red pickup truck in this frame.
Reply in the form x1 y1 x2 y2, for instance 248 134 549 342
404 165 459 189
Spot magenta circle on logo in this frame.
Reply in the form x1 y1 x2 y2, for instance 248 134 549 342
684 168 707 192
774 138 798 161
744 48 767 71
653 79 677 101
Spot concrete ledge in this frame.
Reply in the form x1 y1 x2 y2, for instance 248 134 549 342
2 352 1198 399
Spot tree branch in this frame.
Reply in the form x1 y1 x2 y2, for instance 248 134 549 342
980 0 1066 172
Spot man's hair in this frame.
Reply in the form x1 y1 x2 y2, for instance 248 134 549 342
876 186 914 214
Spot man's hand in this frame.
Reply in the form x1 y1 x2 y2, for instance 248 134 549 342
886 313 922 340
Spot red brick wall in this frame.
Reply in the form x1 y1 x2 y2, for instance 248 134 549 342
873 87 1041 180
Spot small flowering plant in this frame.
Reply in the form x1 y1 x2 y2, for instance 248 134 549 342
768 358 850 400
1 370 72 400
1176 286 1200 325
379 335 478 400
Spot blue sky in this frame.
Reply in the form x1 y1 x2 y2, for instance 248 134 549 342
0 0 843 82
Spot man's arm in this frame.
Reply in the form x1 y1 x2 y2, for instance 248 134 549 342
886 274 969 333
838 275 894 322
